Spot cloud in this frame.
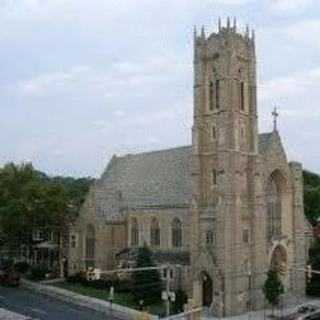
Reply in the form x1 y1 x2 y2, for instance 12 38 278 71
260 67 320 108
17 55 190 98
268 0 315 14
259 67 320 135
212 0 254 4
1 0 320 176
284 20 320 50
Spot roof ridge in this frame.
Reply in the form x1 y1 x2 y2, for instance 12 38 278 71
117 145 192 159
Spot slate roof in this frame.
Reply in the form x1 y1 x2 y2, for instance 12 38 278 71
95 133 273 216
97 146 193 213
258 132 274 154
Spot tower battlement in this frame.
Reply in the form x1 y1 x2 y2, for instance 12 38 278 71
194 17 255 58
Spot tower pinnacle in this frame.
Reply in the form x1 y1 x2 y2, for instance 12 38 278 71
272 106 279 131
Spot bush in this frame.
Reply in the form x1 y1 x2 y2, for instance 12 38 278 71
172 290 188 314
114 279 133 293
28 264 50 281
67 272 86 284
14 261 30 274
132 246 162 305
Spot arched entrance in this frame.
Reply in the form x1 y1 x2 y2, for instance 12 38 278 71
270 245 287 277
201 272 213 307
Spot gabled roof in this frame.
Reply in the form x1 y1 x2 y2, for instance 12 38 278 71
96 146 193 215
94 133 274 217
258 132 274 153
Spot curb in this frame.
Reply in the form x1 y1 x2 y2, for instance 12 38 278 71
21 279 159 320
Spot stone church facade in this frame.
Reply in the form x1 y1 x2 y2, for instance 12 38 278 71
68 20 309 317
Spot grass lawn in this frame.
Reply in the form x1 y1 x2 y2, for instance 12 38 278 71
51 282 166 316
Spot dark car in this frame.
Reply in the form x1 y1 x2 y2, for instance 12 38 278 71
0 259 20 286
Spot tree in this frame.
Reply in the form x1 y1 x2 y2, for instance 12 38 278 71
306 240 320 296
0 162 93 269
263 270 284 314
303 170 320 225
132 246 163 306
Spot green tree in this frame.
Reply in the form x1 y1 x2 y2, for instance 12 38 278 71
132 246 163 306
303 170 320 225
0 162 53 254
306 240 320 296
263 270 284 313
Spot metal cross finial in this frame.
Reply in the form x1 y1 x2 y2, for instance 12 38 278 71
272 106 279 131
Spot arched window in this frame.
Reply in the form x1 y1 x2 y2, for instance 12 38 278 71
150 218 160 247
206 230 214 245
266 175 282 240
240 82 245 111
85 224 95 268
131 217 139 247
215 80 220 109
209 81 214 111
212 169 217 186
212 126 217 140
172 218 182 248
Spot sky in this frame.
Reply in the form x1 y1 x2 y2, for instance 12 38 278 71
0 0 319 177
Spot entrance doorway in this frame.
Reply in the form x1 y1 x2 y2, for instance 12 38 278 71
201 272 213 307
271 245 287 276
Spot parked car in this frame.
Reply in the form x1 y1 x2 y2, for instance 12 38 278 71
280 305 320 320
297 310 320 320
298 305 319 315
0 259 20 286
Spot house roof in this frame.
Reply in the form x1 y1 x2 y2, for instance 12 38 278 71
94 133 273 217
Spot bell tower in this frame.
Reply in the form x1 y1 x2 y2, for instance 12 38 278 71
191 18 260 316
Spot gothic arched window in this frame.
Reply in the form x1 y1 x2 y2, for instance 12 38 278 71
150 218 160 247
131 217 139 247
266 177 282 240
172 218 182 248
212 125 217 140
85 224 95 268
206 230 214 245
215 80 220 109
240 82 245 111
209 81 214 111
212 169 217 186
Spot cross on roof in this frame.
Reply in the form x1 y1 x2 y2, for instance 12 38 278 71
272 106 279 131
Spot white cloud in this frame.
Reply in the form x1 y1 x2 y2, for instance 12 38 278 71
16 54 190 99
212 0 254 4
260 67 320 107
285 20 320 50
268 0 315 13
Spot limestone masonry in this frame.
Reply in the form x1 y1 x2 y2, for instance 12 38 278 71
69 19 310 317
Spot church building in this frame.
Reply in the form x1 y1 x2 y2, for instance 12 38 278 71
68 19 309 317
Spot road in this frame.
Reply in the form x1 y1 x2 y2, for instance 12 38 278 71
0 286 115 320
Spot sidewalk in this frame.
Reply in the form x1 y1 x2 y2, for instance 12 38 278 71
21 279 159 320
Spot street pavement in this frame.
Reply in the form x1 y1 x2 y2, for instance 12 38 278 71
0 286 116 320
